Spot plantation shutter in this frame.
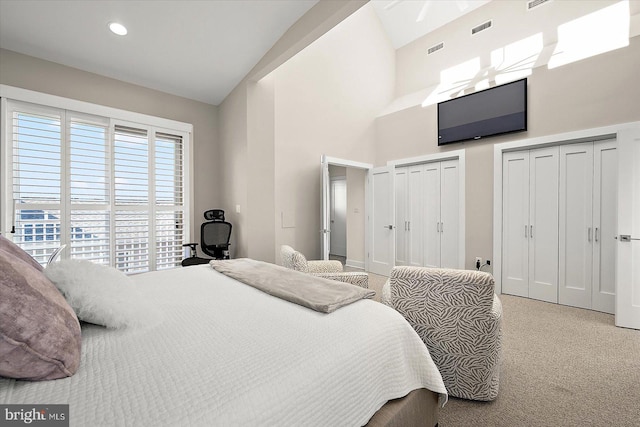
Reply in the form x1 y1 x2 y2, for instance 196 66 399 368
11 108 63 265
155 132 184 270
68 117 110 264
113 125 150 273
4 99 190 272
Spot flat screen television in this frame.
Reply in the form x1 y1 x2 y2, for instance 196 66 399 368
437 78 527 145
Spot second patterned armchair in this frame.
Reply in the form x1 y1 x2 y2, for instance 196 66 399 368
280 245 369 289
382 266 502 401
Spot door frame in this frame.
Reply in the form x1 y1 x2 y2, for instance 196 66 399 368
320 155 372 261
492 122 639 299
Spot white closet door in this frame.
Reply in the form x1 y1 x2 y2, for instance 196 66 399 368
559 142 593 309
502 151 530 297
423 162 441 268
369 166 395 276
440 159 460 268
395 167 408 266
592 139 617 313
528 147 559 303
407 165 424 267
615 127 640 329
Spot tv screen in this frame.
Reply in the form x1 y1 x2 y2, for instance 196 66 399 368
437 78 527 145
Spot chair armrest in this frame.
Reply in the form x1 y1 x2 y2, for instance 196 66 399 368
490 293 503 323
307 260 344 273
311 272 369 289
182 243 198 257
381 279 392 307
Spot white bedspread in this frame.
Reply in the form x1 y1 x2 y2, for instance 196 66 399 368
0 264 447 426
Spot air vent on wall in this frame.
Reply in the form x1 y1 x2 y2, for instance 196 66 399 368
527 0 551 10
427 42 444 55
471 20 492 35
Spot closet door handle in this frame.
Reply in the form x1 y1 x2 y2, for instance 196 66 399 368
595 227 599 242
588 227 592 242
530 225 533 238
441 222 443 233
407 221 411 231
525 225 528 238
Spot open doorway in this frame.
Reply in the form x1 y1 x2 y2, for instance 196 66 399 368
321 156 371 270
329 168 347 260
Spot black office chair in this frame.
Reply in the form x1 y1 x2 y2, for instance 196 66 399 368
181 209 232 267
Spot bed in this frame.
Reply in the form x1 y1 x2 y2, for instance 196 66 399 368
1 255 447 426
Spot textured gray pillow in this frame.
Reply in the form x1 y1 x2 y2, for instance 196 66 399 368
0 249 82 381
0 234 43 271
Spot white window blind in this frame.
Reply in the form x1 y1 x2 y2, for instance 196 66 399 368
155 132 185 270
3 100 189 272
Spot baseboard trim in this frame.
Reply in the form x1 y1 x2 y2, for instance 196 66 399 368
346 259 365 270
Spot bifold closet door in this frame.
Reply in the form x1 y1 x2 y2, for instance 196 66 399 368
528 147 559 303
423 162 442 269
502 147 558 301
439 160 459 269
502 151 530 297
407 165 424 267
395 168 408 266
592 140 617 313
559 142 594 309
559 140 616 313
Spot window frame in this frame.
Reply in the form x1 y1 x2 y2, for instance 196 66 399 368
1 85 193 272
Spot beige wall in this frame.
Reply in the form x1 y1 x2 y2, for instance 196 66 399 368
376 1 640 269
218 82 248 258
0 48 219 243
272 4 395 260
217 0 369 262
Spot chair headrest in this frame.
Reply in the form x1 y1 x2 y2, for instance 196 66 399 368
204 209 225 221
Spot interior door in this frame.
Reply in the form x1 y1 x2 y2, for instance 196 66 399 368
559 142 593 309
423 162 441 269
407 165 424 267
502 151 530 297
440 159 460 268
615 128 640 329
592 139 617 314
320 156 330 260
395 167 408 266
528 147 559 303
368 165 395 276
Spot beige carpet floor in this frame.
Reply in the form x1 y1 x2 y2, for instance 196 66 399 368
360 270 640 426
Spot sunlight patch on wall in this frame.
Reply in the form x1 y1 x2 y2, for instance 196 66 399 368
421 57 480 107
491 33 543 85
418 0 632 110
548 0 629 69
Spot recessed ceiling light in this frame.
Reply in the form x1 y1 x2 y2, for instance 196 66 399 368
109 22 128 36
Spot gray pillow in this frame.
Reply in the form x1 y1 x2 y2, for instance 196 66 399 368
0 249 81 381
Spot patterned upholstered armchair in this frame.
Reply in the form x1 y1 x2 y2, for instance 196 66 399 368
382 266 502 401
280 245 369 289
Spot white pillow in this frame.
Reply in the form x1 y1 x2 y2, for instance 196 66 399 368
44 259 161 329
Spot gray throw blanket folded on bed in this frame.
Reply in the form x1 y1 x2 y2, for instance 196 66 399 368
210 258 375 313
